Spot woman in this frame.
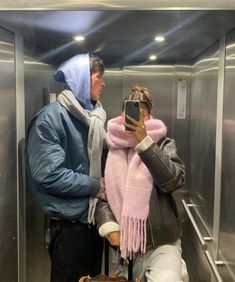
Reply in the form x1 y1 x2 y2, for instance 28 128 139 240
95 84 187 282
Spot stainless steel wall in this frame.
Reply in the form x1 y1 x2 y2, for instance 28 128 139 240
0 27 17 282
190 43 219 235
186 32 235 281
187 42 220 282
0 0 235 10
101 68 123 121
219 30 235 282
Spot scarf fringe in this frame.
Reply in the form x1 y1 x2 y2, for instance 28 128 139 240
120 216 147 259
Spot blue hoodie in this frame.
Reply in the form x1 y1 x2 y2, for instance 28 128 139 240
25 53 100 221
54 53 94 110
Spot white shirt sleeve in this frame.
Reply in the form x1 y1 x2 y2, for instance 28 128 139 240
98 222 121 238
135 135 154 153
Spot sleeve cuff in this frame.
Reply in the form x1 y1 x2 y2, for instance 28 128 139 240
135 135 154 153
90 178 100 197
98 222 120 237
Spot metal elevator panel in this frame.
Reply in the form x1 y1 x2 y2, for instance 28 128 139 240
101 68 124 122
1 0 235 10
0 27 17 282
188 42 220 282
190 42 219 235
219 29 235 282
173 65 191 186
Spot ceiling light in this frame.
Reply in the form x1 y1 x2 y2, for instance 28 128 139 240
73 35 85 42
155 36 165 42
149 55 157 61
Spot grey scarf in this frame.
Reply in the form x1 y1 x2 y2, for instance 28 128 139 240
57 89 106 224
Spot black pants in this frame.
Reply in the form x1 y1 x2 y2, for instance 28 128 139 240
48 219 103 282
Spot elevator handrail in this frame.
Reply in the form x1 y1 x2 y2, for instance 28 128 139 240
181 199 207 250
204 251 223 282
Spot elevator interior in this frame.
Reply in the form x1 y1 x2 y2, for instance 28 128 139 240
1 7 235 282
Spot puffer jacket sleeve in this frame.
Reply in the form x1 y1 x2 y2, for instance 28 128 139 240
27 119 100 198
138 138 185 193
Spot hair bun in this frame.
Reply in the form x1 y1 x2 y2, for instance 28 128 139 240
128 84 153 113
131 84 142 93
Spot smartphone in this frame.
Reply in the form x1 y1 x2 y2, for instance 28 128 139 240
124 100 140 131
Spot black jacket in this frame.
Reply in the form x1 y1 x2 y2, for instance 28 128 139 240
95 137 185 250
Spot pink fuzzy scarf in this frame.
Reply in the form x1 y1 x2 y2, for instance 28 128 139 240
105 116 167 259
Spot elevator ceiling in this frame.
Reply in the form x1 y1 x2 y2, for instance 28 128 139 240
1 10 235 67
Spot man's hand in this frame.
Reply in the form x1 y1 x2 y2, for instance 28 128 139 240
97 177 107 201
107 231 120 247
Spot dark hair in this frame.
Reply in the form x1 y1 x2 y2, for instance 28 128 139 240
123 84 153 113
89 54 105 75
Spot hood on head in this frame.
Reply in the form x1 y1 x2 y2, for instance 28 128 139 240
54 53 93 110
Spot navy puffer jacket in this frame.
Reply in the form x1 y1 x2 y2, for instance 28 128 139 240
26 101 100 222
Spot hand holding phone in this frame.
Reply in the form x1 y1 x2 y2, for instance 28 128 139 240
124 100 148 142
124 100 140 132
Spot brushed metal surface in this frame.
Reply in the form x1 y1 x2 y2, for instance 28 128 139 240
0 27 17 282
101 68 123 121
218 28 235 282
1 0 235 10
187 42 220 282
190 42 219 235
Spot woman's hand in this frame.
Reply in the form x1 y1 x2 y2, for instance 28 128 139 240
124 113 147 143
107 231 120 247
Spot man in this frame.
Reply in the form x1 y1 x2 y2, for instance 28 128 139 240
25 53 106 282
